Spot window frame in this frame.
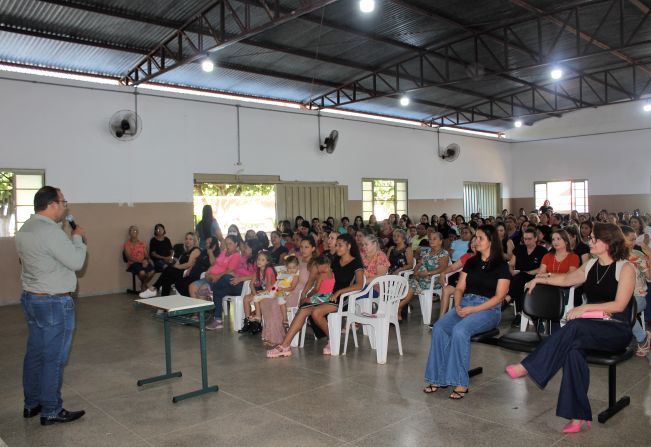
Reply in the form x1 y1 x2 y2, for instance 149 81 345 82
533 179 589 213
362 178 408 221
0 168 46 238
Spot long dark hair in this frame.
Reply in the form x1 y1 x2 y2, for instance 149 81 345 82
474 224 504 269
199 205 214 241
300 235 319 268
244 239 260 265
337 233 362 262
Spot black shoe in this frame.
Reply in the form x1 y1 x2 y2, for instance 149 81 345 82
238 318 251 333
23 405 41 418
511 314 521 328
40 409 85 426
250 320 262 334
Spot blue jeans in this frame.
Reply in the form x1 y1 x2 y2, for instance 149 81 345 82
424 293 500 388
211 275 244 320
21 292 76 417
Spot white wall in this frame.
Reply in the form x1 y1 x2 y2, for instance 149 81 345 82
508 102 651 198
0 73 512 204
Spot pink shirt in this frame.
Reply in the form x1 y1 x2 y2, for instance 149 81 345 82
234 257 256 277
363 251 390 277
317 274 335 294
207 251 241 276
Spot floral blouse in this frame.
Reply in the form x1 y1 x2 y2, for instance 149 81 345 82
408 249 449 293
363 251 390 278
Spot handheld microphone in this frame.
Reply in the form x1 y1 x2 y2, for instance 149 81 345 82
65 214 77 230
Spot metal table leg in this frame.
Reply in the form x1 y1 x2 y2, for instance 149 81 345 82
137 314 183 386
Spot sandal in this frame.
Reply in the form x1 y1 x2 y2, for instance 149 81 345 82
323 343 331 355
266 345 292 358
449 388 468 400
423 384 441 394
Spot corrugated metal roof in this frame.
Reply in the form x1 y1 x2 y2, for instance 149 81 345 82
0 0 648 130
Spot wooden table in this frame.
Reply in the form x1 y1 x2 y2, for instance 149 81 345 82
135 295 218 403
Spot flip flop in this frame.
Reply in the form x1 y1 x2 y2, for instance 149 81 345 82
423 384 441 394
449 388 468 400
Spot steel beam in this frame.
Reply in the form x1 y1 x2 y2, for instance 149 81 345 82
308 0 651 109
119 0 340 85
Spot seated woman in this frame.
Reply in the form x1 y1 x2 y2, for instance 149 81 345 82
266 234 364 358
360 233 390 296
379 219 394 250
188 235 241 303
564 225 590 265
436 236 477 322
258 238 319 346
387 229 414 275
401 232 449 320
508 227 548 326
139 232 201 298
621 226 651 357
506 223 635 433
269 231 289 265
124 225 155 291
207 239 259 330
149 223 174 272
537 229 580 277
424 225 510 399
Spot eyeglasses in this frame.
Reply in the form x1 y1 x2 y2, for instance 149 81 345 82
56 200 68 207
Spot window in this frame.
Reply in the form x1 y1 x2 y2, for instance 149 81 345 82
534 180 588 213
193 182 276 232
0 170 45 237
463 182 500 217
362 179 407 221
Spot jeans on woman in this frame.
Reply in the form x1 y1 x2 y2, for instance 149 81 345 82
632 295 648 342
424 293 501 388
21 292 76 418
211 274 244 321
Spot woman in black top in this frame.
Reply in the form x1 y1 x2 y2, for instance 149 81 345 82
266 234 364 358
387 229 414 274
508 227 548 323
424 225 511 399
269 231 289 265
149 223 174 272
506 223 635 433
140 232 201 297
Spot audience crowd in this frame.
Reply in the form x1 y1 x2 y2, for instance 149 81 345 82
125 204 651 430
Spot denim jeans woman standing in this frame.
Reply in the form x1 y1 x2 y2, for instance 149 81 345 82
424 225 511 399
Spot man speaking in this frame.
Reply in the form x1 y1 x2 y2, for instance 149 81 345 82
15 186 87 425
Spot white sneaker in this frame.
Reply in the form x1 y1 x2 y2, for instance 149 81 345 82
139 288 158 298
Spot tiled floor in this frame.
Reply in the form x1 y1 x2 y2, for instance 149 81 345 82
1 294 650 446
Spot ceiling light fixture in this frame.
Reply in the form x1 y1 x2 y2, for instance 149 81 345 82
644 103 651 112
359 0 375 13
514 120 523 128
201 60 214 72
550 68 563 80
400 96 410 106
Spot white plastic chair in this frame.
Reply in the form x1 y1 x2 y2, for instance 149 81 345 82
343 275 409 364
418 273 443 325
223 280 251 332
327 275 366 356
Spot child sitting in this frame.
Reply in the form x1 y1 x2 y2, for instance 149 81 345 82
272 255 301 328
257 256 302 347
300 254 335 306
239 251 276 334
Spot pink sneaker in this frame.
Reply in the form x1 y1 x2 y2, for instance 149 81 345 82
266 345 292 358
322 343 331 355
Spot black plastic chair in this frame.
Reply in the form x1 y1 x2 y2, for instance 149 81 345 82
497 284 565 352
585 298 637 423
468 327 501 378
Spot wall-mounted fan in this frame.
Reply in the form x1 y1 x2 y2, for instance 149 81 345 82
109 110 142 141
319 130 339 154
439 142 460 162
